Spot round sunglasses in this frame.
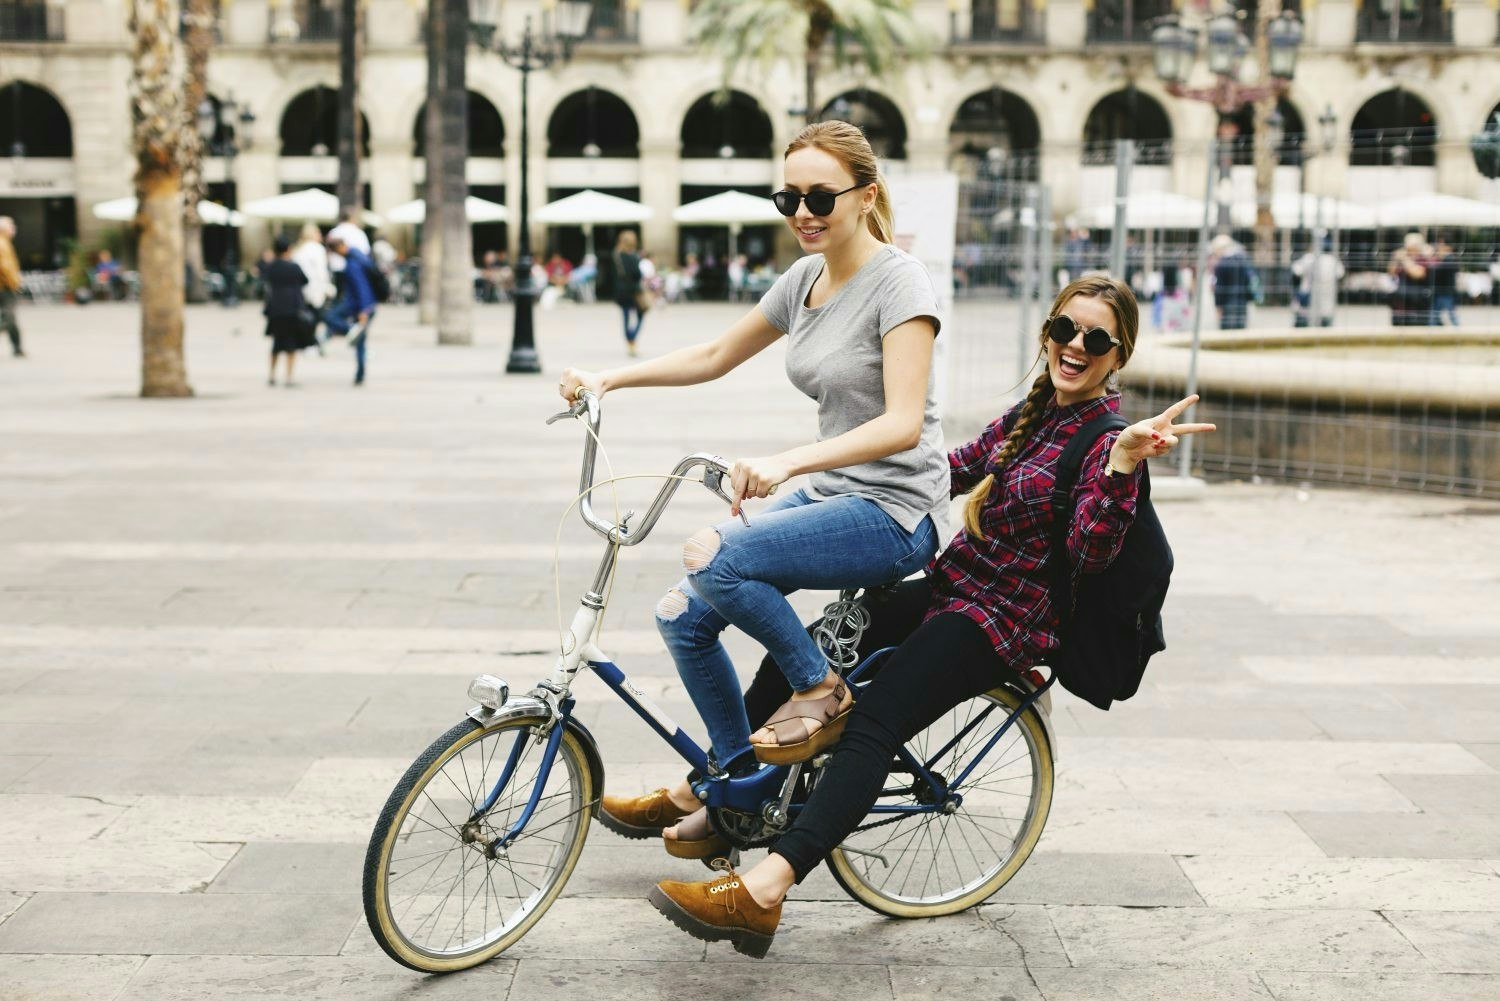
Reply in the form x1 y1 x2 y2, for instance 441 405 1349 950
1045 313 1121 357
772 184 862 218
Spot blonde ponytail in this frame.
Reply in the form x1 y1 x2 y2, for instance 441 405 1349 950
866 175 894 244
962 369 1055 541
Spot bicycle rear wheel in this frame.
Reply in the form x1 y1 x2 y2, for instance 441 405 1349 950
826 685 1053 918
362 715 593 971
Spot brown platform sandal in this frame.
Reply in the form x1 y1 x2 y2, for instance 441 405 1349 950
663 807 731 860
750 679 853 765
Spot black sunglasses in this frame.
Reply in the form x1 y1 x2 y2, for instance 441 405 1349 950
1045 313 1121 357
772 184 862 217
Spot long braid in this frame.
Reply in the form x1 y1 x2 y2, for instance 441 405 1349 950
961 368 1055 540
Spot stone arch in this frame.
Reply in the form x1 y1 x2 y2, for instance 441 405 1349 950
278 85 371 157
1349 88 1438 168
413 90 506 158
1082 87 1172 165
817 89 907 160
0 79 72 158
547 86 639 158
1222 97 1305 167
680 90 774 160
948 86 1042 180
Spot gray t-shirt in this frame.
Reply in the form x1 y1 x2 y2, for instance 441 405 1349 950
757 244 946 534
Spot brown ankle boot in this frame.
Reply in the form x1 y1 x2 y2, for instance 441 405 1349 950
598 788 696 839
648 862 782 958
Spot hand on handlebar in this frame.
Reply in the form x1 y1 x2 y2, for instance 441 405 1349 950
558 368 604 404
728 456 790 518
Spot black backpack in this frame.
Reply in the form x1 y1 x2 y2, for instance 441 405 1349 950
366 260 392 304
1045 414 1172 710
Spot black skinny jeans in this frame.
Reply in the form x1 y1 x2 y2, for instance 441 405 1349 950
739 578 1016 883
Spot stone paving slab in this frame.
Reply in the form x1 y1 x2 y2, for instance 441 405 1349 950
0 955 147 1001
205 843 355 895
1462 743 1500 769
1257 972 1500 1001
114 955 517 1001
1381 911 1500 972
1042 905 1426 971
1 891 29 926
0 794 136 842
1038 808 1327 857
985 852 1204 907
1178 857 1500 911
1289 811 1500 860
0 756 43 788
508 959 896 1000
0 892 359 956
102 794 378 843
1029 968 1279 1001
0 841 239 893
5 755 314 798
1384 774 1500 814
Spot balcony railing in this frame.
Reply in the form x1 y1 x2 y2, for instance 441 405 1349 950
0 3 63 42
953 1 1044 44
1086 0 1174 43
580 5 637 43
269 3 340 43
1356 0 1451 43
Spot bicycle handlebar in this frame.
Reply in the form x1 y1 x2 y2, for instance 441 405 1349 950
546 388 734 546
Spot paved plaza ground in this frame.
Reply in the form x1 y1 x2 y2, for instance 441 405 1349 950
0 299 1497 1000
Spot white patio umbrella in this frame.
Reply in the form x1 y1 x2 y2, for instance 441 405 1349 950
1084 191 1209 229
93 196 245 226
384 195 509 225
1371 193 1500 229
1267 192 1378 231
240 188 383 226
672 190 782 260
534 189 652 258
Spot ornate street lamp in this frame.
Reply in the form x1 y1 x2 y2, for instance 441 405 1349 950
470 0 592 374
196 94 254 307
1266 11 1304 80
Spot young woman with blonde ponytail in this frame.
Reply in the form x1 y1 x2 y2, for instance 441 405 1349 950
560 120 948 858
646 274 1217 955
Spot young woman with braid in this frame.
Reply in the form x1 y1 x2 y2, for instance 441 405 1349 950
641 273 1217 957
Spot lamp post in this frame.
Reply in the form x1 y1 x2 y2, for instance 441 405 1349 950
1311 104 1338 248
196 94 254 307
1152 8 1303 234
469 0 592 374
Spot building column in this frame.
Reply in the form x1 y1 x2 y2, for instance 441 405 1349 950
369 139 416 243
638 139 678 262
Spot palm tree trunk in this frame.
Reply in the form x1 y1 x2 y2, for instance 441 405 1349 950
336 0 361 211
419 0 444 326
181 0 212 303
803 12 832 124
131 0 193 398
436 0 471 345
1251 2 1280 279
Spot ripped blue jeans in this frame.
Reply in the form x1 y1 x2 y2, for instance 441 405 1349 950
655 488 937 772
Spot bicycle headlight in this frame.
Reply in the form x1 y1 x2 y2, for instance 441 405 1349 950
466 674 510 711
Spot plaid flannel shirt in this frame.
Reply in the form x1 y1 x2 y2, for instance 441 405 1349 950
925 393 1142 672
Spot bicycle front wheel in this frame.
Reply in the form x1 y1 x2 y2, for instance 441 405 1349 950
826 685 1053 918
362 715 593 972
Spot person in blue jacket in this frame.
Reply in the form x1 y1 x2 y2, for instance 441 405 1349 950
324 234 377 386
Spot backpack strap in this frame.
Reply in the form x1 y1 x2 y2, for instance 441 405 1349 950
1047 414 1129 627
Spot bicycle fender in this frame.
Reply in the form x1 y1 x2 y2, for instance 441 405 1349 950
563 716 607 819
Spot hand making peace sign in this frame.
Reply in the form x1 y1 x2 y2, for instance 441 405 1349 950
1109 394 1217 473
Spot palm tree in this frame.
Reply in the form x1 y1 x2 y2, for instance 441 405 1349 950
419 0 444 326
181 0 213 304
130 0 193 398
436 0 472 345
690 0 930 125
336 0 361 211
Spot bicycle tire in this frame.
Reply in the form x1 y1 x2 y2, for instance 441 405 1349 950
362 715 593 971
826 685 1053 918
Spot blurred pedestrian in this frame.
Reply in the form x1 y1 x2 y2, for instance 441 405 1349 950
1430 234 1460 326
1291 235 1344 329
292 223 334 350
324 234 377 386
0 216 23 357
598 230 647 356
1210 235 1253 330
262 235 312 387
1388 232 1433 327
327 206 370 295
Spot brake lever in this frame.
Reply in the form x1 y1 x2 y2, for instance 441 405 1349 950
545 399 587 426
703 467 751 527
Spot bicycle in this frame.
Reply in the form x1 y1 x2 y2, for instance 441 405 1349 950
361 389 1059 971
